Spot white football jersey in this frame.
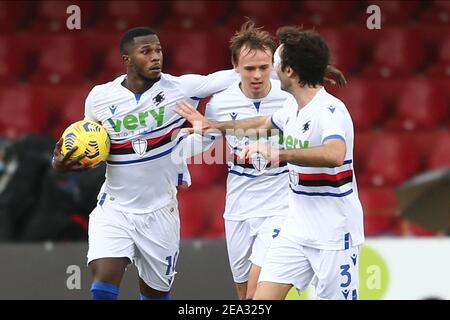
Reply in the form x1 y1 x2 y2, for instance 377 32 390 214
271 88 364 250
85 70 239 213
205 79 291 221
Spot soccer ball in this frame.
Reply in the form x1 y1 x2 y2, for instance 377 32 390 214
61 120 110 166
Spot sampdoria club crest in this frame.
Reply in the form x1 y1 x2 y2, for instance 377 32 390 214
132 138 148 157
250 152 268 171
289 170 299 185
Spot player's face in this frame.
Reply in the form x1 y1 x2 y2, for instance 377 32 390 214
127 34 163 80
275 46 292 93
276 63 290 92
234 46 273 99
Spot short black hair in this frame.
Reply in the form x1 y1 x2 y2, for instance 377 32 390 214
120 27 156 54
277 27 329 87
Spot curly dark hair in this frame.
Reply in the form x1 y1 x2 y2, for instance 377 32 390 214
276 26 329 87
230 19 277 65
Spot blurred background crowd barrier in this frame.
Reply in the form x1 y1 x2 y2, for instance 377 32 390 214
0 239 448 299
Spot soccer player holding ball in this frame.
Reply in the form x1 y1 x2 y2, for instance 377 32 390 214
52 27 240 300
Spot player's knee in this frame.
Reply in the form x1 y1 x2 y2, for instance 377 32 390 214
139 278 171 299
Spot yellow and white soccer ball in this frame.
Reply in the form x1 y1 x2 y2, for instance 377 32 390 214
61 120 110 166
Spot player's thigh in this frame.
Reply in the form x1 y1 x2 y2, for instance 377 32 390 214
250 215 285 267
254 281 292 300
87 205 135 266
258 234 314 295
309 245 360 300
133 202 180 292
89 257 130 286
225 219 254 283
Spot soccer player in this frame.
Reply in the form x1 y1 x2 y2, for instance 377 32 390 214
181 22 346 300
198 21 290 300
52 27 240 300
175 27 364 300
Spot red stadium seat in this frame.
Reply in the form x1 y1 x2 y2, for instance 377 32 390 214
29 35 92 84
0 36 26 84
385 78 448 131
162 1 228 30
292 0 358 28
177 189 209 239
31 0 96 32
420 0 450 25
359 133 421 187
366 1 421 25
0 1 29 32
0 87 48 139
318 28 361 75
331 78 384 132
163 31 230 75
354 131 377 176
226 0 292 34
187 163 227 189
411 130 446 166
93 45 126 84
359 187 401 236
363 28 425 78
202 185 226 238
95 1 164 32
427 132 450 169
48 87 91 139
426 34 450 79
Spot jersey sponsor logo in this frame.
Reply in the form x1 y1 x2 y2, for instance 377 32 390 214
107 106 165 132
230 112 238 120
132 138 148 156
250 152 268 171
328 105 336 114
152 91 165 106
280 134 309 150
302 121 311 133
109 104 118 115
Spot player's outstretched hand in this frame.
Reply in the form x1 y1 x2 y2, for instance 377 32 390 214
174 100 215 135
324 65 347 88
241 142 279 162
52 138 91 172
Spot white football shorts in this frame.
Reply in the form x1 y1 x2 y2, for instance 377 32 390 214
87 200 180 292
225 215 286 283
258 231 361 300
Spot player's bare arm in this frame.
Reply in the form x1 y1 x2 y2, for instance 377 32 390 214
242 138 346 168
52 138 90 172
175 100 275 135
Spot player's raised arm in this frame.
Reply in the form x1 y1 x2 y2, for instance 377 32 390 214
279 138 346 167
174 100 274 136
177 69 240 100
242 105 348 168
